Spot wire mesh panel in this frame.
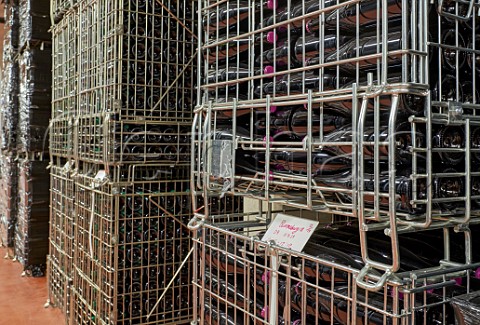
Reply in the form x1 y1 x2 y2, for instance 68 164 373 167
192 221 480 325
51 0 78 24
74 117 192 166
48 162 76 316
71 164 193 324
194 0 480 283
51 9 77 159
77 0 196 121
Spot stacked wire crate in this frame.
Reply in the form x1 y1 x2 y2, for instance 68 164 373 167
49 0 198 324
48 6 77 318
13 0 53 276
192 0 480 323
0 1 19 257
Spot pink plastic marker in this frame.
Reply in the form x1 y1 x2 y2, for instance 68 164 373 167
266 0 277 10
305 20 313 34
266 31 278 44
454 277 463 286
264 65 275 75
261 271 270 283
261 306 269 319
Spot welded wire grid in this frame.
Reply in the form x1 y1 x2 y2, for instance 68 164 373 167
74 117 192 166
51 10 77 158
51 8 77 120
71 164 193 324
48 163 76 314
192 222 480 325
194 0 480 219
51 0 78 23
77 0 196 121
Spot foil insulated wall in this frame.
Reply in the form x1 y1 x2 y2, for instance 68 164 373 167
0 1 19 251
18 0 51 49
0 154 18 248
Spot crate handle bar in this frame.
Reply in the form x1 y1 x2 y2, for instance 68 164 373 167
437 0 475 21
188 216 205 231
356 265 392 292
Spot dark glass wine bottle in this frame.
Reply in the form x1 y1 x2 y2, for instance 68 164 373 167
432 125 465 165
441 29 466 72
432 74 463 102
321 31 403 71
256 72 352 96
254 106 349 137
294 34 351 62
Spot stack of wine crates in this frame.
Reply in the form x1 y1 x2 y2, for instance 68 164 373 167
191 0 480 323
48 0 200 324
0 0 52 276
14 0 52 276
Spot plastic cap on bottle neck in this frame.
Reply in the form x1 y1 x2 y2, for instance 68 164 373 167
305 20 312 33
266 31 278 43
261 306 269 319
264 65 275 75
266 0 277 10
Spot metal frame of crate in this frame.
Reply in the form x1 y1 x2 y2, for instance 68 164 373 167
70 164 193 324
191 220 480 325
47 161 76 317
191 0 480 322
48 0 197 323
50 9 77 159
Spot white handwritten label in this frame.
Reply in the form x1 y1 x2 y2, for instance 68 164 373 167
261 213 319 252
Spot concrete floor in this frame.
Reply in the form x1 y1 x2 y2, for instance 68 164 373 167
0 248 65 325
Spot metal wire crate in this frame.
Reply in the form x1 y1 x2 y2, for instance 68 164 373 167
51 8 77 121
74 116 192 166
50 116 75 159
71 164 194 324
193 0 480 282
77 0 197 122
48 162 76 315
191 220 480 325
47 255 72 323
51 0 78 24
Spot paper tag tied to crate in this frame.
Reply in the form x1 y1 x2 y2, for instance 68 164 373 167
261 213 319 252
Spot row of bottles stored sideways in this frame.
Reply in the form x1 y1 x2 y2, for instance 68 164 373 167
117 1 196 120
202 0 480 103
211 104 479 214
201 225 480 325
